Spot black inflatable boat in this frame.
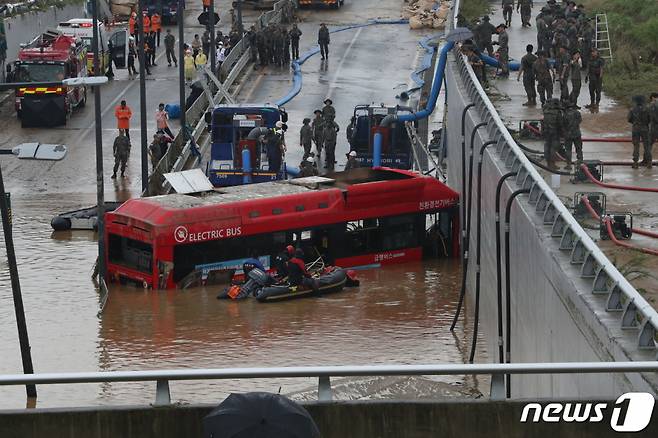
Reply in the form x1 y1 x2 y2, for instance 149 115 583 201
255 268 348 303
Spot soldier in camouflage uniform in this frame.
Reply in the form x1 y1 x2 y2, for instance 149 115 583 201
651 93 658 155
628 95 652 169
300 117 313 161
501 0 514 27
312 110 325 156
474 16 496 56
517 0 533 28
569 51 582 107
562 101 583 169
542 98 563 170
323 120 340 170
556 46 571 102
532 51 553 105
517 44 537 106
585 48 604 109
493 24 509 77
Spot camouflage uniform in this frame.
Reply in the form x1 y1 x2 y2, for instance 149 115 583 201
323 121 339 170
587 56 605 107
300 123 313 160
497 28 509 76
556 50 571 101
563 105 583 164
112 134 131 178
312 114 325 155
520 52 537 105
542 99 562 168
518 0 533 27
502 0 514 27
532 56 553 104
474 19 496 56
651 101 658 145
628 102 652 166
569 58 582 104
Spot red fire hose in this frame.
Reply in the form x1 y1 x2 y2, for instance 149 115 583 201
580 164 658 193
580 196 658 239
604 218 658 256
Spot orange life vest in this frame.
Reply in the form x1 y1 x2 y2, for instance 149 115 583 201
151 14 161 32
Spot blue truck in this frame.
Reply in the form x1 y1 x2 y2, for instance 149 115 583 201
346 104 414 169
205 104 289 187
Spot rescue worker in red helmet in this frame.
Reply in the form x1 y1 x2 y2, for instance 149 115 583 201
274 245 295 279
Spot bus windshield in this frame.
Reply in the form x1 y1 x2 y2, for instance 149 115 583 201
14 63 66 82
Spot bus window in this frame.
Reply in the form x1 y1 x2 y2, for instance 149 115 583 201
379 214 421 251
108 234 153 274
344 219 381 255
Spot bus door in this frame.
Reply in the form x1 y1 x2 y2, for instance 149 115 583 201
233 114 263 168
109 29 129 69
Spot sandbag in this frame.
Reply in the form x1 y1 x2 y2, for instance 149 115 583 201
409 16 424 29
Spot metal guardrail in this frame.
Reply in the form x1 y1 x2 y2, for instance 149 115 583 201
1 362 657 406
450 0 658 355
146 0 296 195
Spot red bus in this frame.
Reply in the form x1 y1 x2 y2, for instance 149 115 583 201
104 168 460 289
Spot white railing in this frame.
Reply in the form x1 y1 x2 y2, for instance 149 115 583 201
450 0 658 354
2 362 657 406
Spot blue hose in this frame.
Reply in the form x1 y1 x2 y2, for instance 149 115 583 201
242 149 252 184
479 52 521 71
285 163 301 176
373 132 383 167
275 20 409 106
397 41 455 123
407 33 443 94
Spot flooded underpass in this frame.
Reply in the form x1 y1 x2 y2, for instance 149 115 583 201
0 196 485 408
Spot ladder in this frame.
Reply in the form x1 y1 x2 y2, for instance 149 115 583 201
594 13 613 62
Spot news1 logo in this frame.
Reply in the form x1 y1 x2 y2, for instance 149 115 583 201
520 392 655 432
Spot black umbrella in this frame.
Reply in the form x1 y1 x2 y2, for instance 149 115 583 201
198 11 221 26
203 392 321 438
446 27 474 42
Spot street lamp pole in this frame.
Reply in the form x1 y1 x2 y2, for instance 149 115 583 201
91 0 106 281
178 0 186 130
138 0 148 195
237 0 244 35
0 161 36 399
209 0 216 74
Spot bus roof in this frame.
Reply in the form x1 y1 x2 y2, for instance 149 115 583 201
108 168 459 233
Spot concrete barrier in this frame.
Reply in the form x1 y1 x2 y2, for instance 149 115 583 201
443 45 658 398
0 400 656 438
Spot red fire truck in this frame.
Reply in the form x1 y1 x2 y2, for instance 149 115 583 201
104 168 460 289
11 31 88 127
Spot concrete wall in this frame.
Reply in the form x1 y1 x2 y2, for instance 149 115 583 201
443 54 658 398
1 3 87 68
1 400 657 438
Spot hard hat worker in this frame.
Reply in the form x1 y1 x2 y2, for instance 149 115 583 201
115 100 133 139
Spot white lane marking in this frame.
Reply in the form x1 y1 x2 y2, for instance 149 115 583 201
325 27 363 101
242 70 266 102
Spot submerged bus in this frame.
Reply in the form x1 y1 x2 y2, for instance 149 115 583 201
347 105 414 169
104 168 459 289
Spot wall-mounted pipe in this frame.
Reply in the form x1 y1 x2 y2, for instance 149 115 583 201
494 171 518 368
469 139 498 364
504 188 531 398
460 103 476 265
451 122 488 331
381 41 456 127
242 148 252 184
373 132 383 167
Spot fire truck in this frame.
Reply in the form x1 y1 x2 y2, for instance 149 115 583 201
11 31 88 127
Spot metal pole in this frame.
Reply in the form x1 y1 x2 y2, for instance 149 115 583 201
178 0 186 130
138 0 148 195
91 0 106 280
209 0 216 74
0 164 36 398
237 0 243 35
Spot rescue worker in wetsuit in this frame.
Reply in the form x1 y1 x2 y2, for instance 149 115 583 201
274 245 294 279
111 131 131 179
287 248 318 293
628 95 652 169
300 117 313 160
542 98 563 170
517 44 537 106
562 101 583 169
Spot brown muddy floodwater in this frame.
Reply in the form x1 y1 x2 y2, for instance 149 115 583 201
0 194 486 409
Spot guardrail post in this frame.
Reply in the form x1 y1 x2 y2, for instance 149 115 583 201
318 376 332 401
154 379 171 406
489 374 505 401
